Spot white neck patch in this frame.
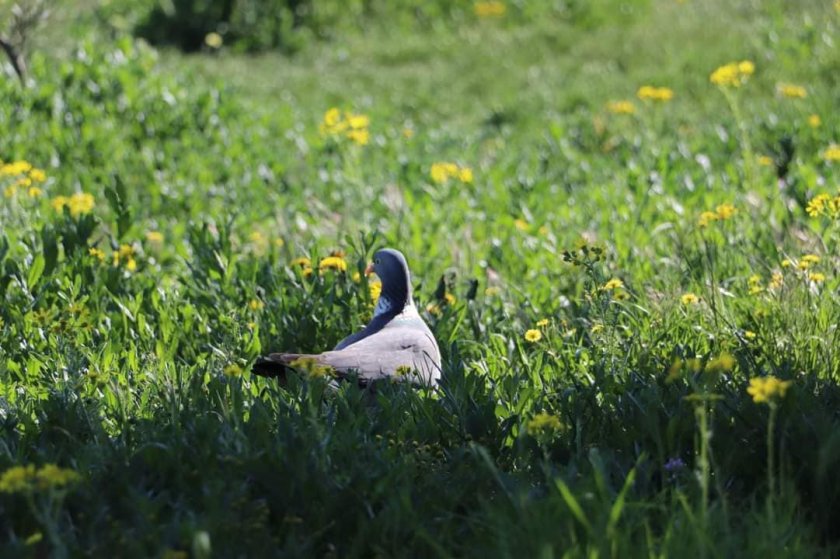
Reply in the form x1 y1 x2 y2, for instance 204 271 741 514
373 296 393 318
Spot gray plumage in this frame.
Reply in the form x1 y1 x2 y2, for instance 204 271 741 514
252 248 441 386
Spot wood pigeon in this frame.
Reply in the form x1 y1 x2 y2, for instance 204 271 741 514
252 248 442 386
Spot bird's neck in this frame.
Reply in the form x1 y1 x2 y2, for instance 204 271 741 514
374 276 412 320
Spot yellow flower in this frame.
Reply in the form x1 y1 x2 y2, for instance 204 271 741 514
444 292 456 305
291 257 311 268
777 83 806 99
458 167 474 183
3 185 15 198
823 145 840 162
223 364 243 377
806 194 830 217
88 247 105 261
536 318 550 328
524 329 542 343
28 168 46 182
514 218 529 231
607 100 636 115
126 258 138 272
346 128 370 146
402 127 415 139
474 1 506 17
706 353 736 373
710 60 754 87
680 292 699 306
485 286 500 297
809 272 826 283
0 160 32 177
747 376 792 404
808 114 821 128
769 272 783 289
204 32 223 49
781 258 792 268
526 411 562 435
715 203 737 219
28 186 42 197
369 281 382 301
318 256 347 273
602 278 624 290
744 330 757 340
0 465 36 493
248 299 264 311
637 85 674 102
323 108 341 127
347 114 370 130
757 155 774 167
698 211 718 227
35 464 80 490
145 231 164 243
426 303 442 316
801 254 820 264
430 162 471 184
53 192 95 217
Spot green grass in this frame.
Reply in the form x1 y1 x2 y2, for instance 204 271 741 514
2 0 840 556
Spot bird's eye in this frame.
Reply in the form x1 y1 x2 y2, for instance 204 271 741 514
375 258 380 264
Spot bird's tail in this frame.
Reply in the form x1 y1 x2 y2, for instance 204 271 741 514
251 353 319 380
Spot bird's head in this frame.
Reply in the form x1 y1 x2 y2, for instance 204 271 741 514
365 248 413 313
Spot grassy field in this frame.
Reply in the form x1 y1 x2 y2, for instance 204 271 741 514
2 0 840 556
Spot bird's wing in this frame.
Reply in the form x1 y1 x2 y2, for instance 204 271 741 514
319 321 441 385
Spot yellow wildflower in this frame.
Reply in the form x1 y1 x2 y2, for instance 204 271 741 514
35 464 80 490
444 292 456 305
524 329 542 343
769 272 783 289
707 353 736 373
781 259 792 268
607 100 636 115
698 211 718 227
248 299 264 311
716 203 737 219
223 364 243 377
710 60 754 87
53 192 95 217
808 114 821 128
346 128 370 146
809 272 826 283
777 83 807 99
204 32 223 49
744 330 757 340
680 292 699 306
28 168 46 182
536 318 550 328
369 281 382 301
823 145 840 162
747 376 792 404
402 127 415 139
146 231 164 243
514 218 529 231
458 167 474 183
757 155 774 167
319 255 347 273
602 278 624 290
637 85 674 102
806 194 830 217
426 303 441 316
0 160 32 176
526 412 562 435
0 465 36 493
485 286 500 297
474 1 506 17
291 257 311 268
430 162 472 184
88 247 105 261
802 254 820 264
28 186 42 197
3 185 15 198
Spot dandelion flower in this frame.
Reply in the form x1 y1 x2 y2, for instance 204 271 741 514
809 272 826 283
710 60 754 87
28 187 42 197
602 278 624 290
145 231 164 243
777 83 807 99
757 155 774 167
681 292 699 306
823 145 840 162
319 255 347 273
747 376 792 404
474 1 506 17
223 364 243 377
524 329 542 343
526 412 562 435
248 299 264 311
607 100 636 115
28 168 46 182
808 114 821 128
715 203 737 219
536 318 550 328
637 85 674 102
88 247 105 262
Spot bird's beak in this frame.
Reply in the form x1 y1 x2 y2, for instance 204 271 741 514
364 262 375 276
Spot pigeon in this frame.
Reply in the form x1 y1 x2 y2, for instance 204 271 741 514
252 248 442 386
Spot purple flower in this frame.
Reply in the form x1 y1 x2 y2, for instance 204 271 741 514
664 457 687 473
